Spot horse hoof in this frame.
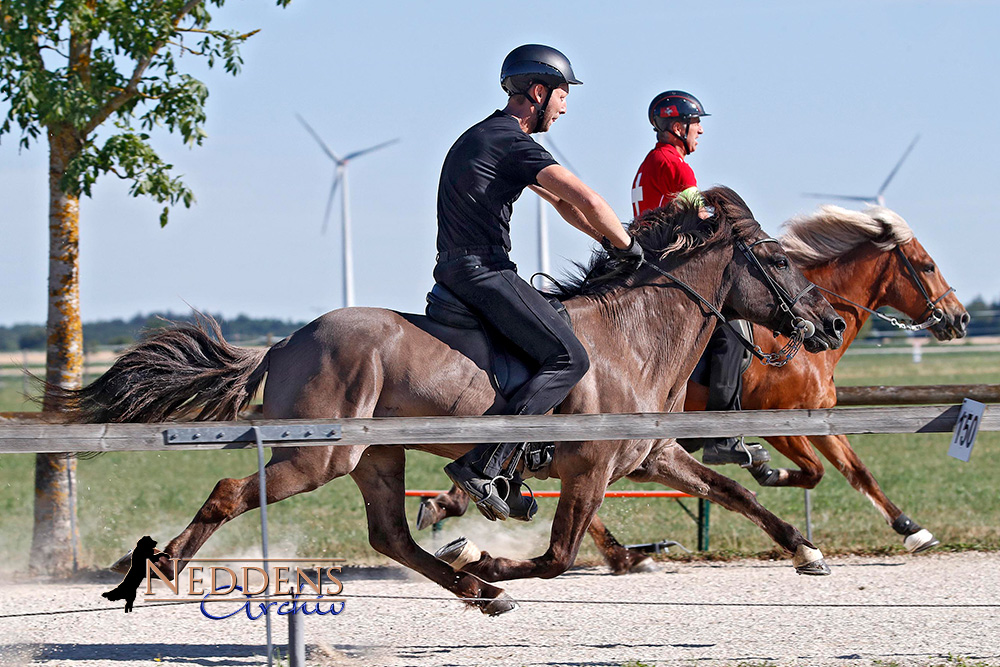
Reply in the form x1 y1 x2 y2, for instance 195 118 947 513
434 537 481 571
109 549 133 575
109 548 170 576
628 557 659 574
416 499 441 531
792 544 831 576
481 592 519 616
904 529 940 554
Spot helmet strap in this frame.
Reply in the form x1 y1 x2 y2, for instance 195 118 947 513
529 83 553 133
668 118 693 155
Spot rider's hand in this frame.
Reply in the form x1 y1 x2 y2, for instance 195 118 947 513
603 236 644 267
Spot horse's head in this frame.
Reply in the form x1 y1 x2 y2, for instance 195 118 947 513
702 188 845 353
888 236 969 341
780 205 969 342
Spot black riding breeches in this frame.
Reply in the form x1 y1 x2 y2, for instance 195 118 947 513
678 324 745 452
434 248 590 420
704 325 744 412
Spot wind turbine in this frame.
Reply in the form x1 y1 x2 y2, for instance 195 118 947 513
296 114 399 308
803 134 920 207
535 136 581 280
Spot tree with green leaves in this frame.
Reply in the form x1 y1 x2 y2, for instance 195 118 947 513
0 0 288 574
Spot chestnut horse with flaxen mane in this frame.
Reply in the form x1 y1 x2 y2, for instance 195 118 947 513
419 204 969 574
60 187 845 614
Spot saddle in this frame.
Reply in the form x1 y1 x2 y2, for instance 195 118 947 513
420 283 572 475
424 283 572 398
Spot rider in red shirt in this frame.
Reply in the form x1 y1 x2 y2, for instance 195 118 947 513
632 91 770 468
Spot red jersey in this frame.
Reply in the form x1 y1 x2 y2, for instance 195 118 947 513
631 142 697 217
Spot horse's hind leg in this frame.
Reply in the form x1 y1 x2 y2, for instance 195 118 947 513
750 435 826 488
146 445 367 576
588 513 658 575
350 446 517 615
631 443 830 575
809 433 938 553
415 483 470 531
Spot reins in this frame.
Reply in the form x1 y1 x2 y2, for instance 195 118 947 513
637 237 816 368
812 246 954 333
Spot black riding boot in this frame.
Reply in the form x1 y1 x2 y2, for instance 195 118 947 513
445 442 537 522
689 326 772 468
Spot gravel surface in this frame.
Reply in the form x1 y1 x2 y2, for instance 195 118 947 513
2 551 998 667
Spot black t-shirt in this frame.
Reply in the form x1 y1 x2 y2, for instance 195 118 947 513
436 110 559 253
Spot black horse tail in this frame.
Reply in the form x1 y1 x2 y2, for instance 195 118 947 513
51 314 269 424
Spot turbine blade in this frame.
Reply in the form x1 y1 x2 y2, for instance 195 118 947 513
802 192 876 203
876 134 920 197
321 174 343 235
296 113 341 163
342 138 400 162
540 136 580 175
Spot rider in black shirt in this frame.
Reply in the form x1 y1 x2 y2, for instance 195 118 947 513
436 45 643 522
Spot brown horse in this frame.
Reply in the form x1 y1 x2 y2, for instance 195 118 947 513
64 187 844 614
419 204 970 574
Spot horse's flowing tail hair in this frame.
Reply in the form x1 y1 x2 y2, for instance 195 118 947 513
52 315 269 424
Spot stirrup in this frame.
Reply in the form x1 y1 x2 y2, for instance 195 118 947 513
702 438 770 468
504 477 538 522
444 461 511 521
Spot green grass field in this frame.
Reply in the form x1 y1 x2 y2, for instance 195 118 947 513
1 348 998 573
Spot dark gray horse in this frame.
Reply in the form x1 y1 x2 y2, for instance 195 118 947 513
62 187 844 615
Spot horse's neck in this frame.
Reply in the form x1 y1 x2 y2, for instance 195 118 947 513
566 256 726 410
804 243 891 353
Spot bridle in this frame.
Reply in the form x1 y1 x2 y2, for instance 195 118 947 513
813 245 955 332
640 234 818 368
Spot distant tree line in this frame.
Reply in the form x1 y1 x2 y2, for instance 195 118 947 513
3 297 999 352
0 312 308 352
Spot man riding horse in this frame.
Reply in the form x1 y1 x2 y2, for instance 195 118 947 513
632 90 770 469
437 44 643 522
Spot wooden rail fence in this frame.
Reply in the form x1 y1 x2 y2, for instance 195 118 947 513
0 404 997 454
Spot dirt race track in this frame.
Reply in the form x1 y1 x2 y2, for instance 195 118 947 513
2 551 998 667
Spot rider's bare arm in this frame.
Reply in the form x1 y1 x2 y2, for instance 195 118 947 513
535 165 631 248
527 184 602 240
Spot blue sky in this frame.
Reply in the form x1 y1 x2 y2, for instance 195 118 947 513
1 0 997 325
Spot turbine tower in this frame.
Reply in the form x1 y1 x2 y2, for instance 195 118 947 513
297 114 399 308
804 134 920 207
536 136 580 282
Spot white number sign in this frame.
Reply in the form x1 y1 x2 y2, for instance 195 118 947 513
947 398 985 462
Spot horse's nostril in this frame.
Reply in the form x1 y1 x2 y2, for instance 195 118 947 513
960 312 971 328
832 317 847 335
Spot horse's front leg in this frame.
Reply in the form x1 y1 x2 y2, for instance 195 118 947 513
441 467 608 582
632 442 831 575
113 444 367 577
415 483 470 530
808 433 938 553
350 446 517 616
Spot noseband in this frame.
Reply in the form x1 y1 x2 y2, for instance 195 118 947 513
814 246 955 332
641 234 816 368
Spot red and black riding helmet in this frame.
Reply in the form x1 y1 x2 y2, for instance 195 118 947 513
648 90 709 153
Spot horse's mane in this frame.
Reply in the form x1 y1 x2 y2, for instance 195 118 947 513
779 205 914 268
552 186 761 299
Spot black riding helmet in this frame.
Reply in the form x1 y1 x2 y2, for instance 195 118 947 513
501 44 582 132
648 90 709 155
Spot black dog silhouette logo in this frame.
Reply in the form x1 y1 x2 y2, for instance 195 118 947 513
102 536 158 613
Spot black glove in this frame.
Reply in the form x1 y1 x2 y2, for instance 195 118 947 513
602 236 644 266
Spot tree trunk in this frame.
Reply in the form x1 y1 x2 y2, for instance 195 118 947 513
30 125 83 576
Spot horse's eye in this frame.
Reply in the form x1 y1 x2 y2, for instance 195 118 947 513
773 257 789 270
922 264 936 274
